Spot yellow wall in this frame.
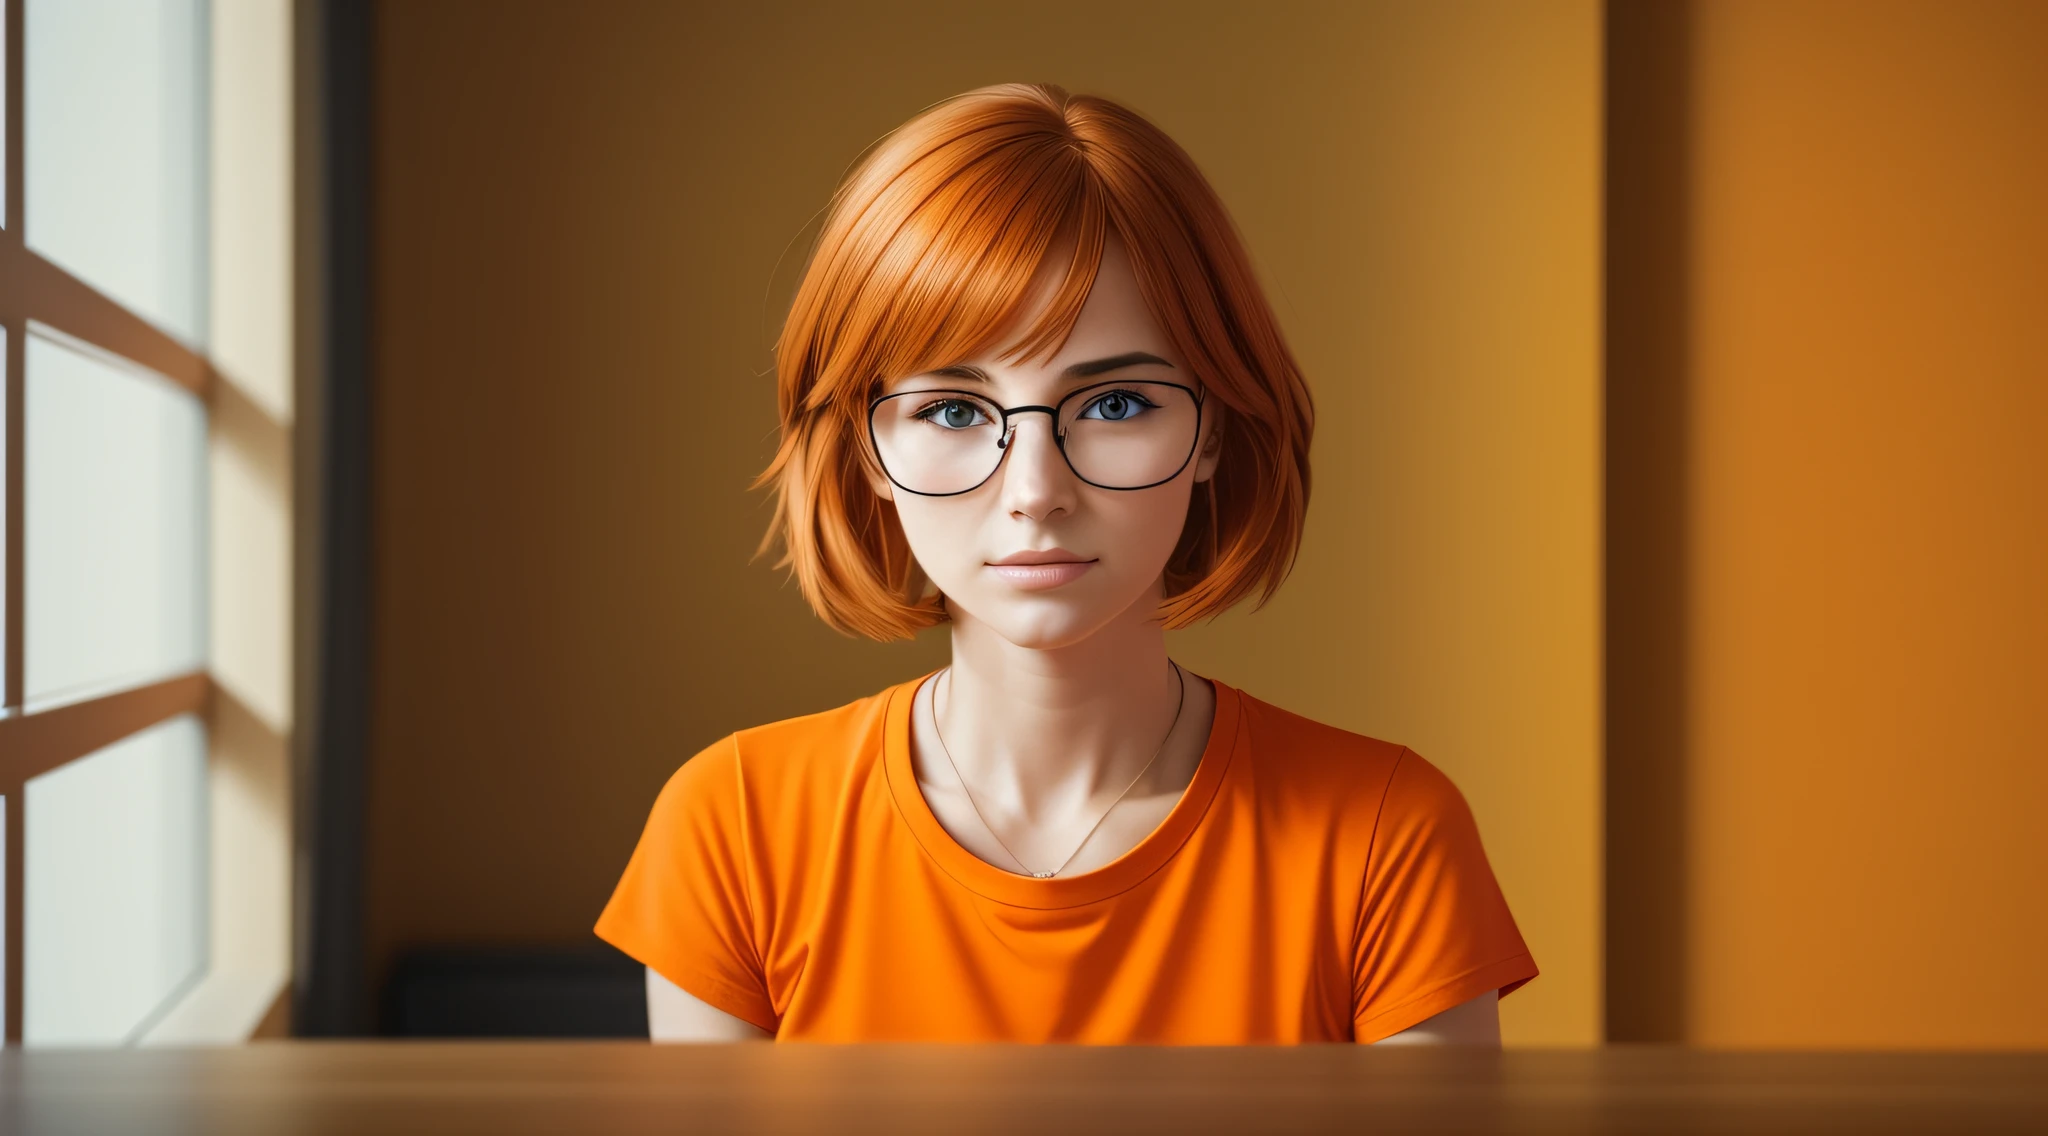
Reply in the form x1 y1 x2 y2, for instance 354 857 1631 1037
368 0 1603 1045
1653 0 2048 1047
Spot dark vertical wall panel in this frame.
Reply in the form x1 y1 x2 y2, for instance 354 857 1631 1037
294 0 374 1036
1603 0 1693 1044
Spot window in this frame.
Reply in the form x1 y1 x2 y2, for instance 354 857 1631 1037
0 0 294 1046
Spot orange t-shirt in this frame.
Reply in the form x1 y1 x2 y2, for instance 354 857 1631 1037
595 672 1536 1043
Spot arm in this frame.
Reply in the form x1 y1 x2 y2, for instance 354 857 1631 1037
646 966 774 1042
601 739 779 1042
1353 752 1533 1046
1371 990 1500 1046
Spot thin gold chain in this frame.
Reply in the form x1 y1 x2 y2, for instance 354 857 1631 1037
929 661 1187 879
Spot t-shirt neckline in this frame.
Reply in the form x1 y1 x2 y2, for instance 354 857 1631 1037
881 668 1243 910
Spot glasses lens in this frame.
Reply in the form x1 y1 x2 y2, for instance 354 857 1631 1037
1058 382 1200 489
870 391 1006 495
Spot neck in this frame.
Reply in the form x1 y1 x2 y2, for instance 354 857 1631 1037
936 593 1184 820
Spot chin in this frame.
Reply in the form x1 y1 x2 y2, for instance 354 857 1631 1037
985 615 1106 652
950 582 1149 652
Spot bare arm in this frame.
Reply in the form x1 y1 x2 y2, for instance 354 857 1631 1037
1370 990 1500 1046
645 966 774 1042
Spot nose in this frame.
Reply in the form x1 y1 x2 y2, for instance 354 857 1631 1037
995 411 1076 521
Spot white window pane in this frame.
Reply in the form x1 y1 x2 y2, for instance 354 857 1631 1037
25 714 209 1046
25 330 207 706
25 0 209 344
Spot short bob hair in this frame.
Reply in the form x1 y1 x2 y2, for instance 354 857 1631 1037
756 83 1313 642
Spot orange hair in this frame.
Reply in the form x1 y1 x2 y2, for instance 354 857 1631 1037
755 83 1314 641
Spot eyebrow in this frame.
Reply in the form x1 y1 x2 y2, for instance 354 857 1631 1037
927 351 1174 384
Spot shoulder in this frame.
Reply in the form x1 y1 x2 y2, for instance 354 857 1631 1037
1226 685 1478 841
731 681 897 776
650 679 907 822
1230 685 1409 798
631 679 910 870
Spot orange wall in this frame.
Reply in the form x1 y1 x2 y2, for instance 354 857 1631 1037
366 0 1602 1045
1168 8 1601 1046
1676 0 2048 1047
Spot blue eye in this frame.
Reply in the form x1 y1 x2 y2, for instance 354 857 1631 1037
913 399 992 430
1079 390 1155 422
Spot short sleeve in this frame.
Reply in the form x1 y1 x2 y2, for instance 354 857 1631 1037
595 735 779 1032
1351 749 1539 1042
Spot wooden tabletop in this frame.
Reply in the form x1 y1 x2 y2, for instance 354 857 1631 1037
3 1043 2044 1135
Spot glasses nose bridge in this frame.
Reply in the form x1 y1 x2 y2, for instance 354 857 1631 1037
996 403 1063 450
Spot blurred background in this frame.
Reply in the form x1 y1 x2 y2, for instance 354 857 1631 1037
0 0 2039 1051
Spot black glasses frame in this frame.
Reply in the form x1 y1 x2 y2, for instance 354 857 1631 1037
867 379 1206 497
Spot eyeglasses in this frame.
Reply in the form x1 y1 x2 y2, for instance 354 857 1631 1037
868 380 1205 497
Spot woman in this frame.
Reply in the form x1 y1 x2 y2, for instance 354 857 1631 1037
597 83 1536 1044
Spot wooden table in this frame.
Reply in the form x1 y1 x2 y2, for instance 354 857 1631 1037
3 1043 2044 1134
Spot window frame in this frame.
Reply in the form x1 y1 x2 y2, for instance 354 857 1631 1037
0 0 223 1045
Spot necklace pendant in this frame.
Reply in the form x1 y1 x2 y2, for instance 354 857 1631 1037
1031 871 1056 879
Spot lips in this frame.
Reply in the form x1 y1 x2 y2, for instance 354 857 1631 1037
988 547 1092 566
985 548 1097 591
986 560 1096 590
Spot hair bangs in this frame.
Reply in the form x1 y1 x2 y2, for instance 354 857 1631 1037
825 147 1109 411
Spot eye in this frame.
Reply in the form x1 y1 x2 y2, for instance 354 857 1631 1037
912 398 993 430
1078 389 1157 422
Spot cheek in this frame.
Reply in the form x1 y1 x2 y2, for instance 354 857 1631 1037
890 498 978 575
1094 486 1195 575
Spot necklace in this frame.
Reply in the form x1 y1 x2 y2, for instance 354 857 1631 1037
929 661 1187 880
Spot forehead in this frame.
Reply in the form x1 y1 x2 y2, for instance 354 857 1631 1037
957 237 1175 375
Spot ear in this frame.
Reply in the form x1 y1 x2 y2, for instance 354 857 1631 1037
1192 420 1223 483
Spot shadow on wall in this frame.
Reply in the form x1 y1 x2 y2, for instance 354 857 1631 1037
1603 0 1691 1045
